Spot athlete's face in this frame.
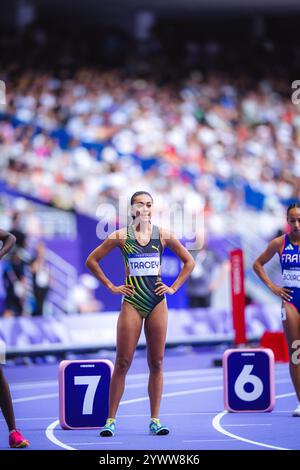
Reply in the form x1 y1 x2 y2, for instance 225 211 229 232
287 207 300 234
132 195 153 222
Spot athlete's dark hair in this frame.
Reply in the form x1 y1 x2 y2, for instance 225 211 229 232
287 203 300 216
130 191 153 206
130 191 153 220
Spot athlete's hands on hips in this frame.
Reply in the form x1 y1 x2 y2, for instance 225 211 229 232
109 284 136 296
270 284 293 302
154 281 175 295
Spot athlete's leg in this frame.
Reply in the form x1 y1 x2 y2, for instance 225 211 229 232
282 302 300 401
108 301 143 418
0 366 16 431
144 299 168 419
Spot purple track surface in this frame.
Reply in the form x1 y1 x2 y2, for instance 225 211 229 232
1 349 299 450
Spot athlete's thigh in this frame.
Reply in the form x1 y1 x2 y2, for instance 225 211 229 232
144 299 168 360
116 301 144 359
282 302 300 353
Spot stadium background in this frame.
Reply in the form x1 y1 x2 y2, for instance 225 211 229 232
1 0 300 358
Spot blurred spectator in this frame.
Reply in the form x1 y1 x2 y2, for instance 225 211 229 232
30 242 51 316
186 248 228 308
2 249 27 317
67 274 103 314
10 212 27 249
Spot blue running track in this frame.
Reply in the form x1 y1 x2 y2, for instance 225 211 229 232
1 349 299 450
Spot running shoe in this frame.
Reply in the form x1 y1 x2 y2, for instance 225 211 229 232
149 418 170 435
9 429 30 448
293 403 300 417
100 418 116 437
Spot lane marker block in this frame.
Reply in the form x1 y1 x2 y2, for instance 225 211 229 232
223 348 275 412
59 359 114 429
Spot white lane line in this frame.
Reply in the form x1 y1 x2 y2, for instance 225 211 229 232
13 393 58 403
127 369 222 380
276 392 296 399
212 412 288 450
119 386 222 406
11 381 57 391
45 420 74 450
0 416 57 422
45 385 223 450
212 391 296 451
127 375 222 388
275 410 294 413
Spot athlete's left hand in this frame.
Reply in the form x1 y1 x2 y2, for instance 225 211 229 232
154 281 175 295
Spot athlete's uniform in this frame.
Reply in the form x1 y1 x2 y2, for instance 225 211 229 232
280 234 300 315
121 223 165 318
100 222 170 437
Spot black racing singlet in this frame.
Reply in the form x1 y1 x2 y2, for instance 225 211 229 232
121 223 165 318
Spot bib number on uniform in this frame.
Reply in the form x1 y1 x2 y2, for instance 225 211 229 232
128 253 160 276
282 269 300 288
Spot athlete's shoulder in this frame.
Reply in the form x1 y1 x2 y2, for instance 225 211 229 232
269 234 285 253
157 226 175 239
114 227 127 238
157 227 180 249
157 227 171 243
107 228 127 246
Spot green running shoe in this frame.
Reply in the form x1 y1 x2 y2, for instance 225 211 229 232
100 418 116 437
149 418 170 435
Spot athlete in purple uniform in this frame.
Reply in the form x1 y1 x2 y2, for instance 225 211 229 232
0 229 30 447
253 203 300 417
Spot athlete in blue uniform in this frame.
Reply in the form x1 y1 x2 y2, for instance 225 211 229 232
86 191 195 436
253 203 300 417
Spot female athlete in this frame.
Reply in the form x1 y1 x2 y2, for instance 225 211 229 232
0 228 30 447
253 203 300 417
86 191 195 436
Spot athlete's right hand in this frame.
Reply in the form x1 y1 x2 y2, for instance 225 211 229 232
270 284 293 302
109 284 136 296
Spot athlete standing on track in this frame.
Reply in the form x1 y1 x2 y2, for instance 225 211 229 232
0 228 30 448
86 191 195 436
253 203 300 417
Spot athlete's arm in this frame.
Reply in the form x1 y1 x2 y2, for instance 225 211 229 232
0 229 16 259
253 236 292 302
155 229 195 296
85 230 135 297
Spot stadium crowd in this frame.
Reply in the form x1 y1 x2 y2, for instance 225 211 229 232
1 27 299 236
